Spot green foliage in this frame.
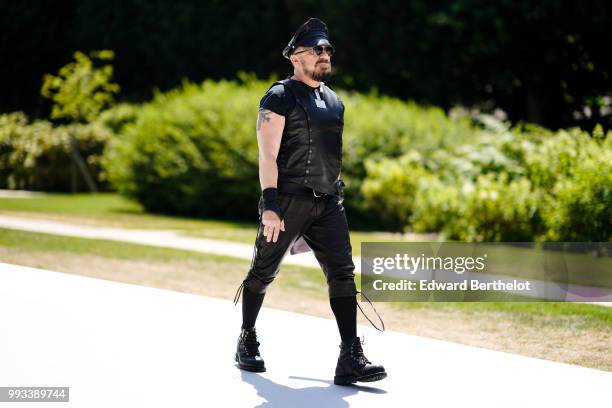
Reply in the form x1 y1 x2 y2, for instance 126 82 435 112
102 73 264 218
340 90 477 225
0 112 113 191
96 103 139 135
452 172 544 241
360 152 427 232
100 75 610 238
101 73 482 222
361 112 611 241
542 139 612 241
41 50 120 123
0 51 127 193
5 70 609 240
410 176 463 235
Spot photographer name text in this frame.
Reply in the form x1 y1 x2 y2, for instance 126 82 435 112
372 279 532 291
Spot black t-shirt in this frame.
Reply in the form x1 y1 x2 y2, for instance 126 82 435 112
259 79 324 117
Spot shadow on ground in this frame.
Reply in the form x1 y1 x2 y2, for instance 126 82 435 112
239 370 387 407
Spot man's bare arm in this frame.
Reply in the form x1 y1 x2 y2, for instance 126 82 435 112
257 108 286 242
257 108 285 190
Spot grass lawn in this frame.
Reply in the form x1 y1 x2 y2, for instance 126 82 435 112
0 192 436 255
0 226 610 372
1 192 609 288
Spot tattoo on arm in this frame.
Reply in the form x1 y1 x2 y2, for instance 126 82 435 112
257 108 272 131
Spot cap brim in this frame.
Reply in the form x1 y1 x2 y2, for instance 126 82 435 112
299 37 331 47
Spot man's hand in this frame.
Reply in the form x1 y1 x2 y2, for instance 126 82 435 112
261 210 286 243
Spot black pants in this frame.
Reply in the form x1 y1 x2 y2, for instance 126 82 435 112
242 191 357 299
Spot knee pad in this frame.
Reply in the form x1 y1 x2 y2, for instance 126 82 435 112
328 275 357 298
243 270 275 295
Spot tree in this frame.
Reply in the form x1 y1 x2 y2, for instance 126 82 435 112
40 50 120 192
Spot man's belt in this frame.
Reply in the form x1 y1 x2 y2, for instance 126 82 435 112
278 182 329 197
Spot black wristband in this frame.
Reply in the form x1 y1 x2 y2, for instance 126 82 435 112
262 187 282 218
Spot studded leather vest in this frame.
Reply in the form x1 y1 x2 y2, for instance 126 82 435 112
268 78 344 195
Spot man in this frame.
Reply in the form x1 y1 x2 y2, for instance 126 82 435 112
233 18 387 385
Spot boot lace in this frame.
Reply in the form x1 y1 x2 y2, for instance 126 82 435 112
242 330 261 356
350 339 371 366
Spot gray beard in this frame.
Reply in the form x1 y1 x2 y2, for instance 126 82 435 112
309 65 332 82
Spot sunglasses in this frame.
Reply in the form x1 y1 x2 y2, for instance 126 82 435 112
293 45 335 57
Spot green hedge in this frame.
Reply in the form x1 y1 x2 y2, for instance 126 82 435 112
101 74 481 222
360 117 611 241
102 74 262 218
102 75 610 239
340 92 477 226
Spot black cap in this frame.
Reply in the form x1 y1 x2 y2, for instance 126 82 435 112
282 18 331 59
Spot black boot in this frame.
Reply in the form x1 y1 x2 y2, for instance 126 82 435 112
235 327 266 372
334 336 386 385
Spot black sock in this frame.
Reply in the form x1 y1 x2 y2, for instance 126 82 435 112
330 295 357 343
242 285 265 330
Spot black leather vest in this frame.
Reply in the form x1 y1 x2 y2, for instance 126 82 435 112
268 78 344 195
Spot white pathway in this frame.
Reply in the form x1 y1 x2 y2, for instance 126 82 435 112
0 262 610 407
0 214 324 270
0 189 46 198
